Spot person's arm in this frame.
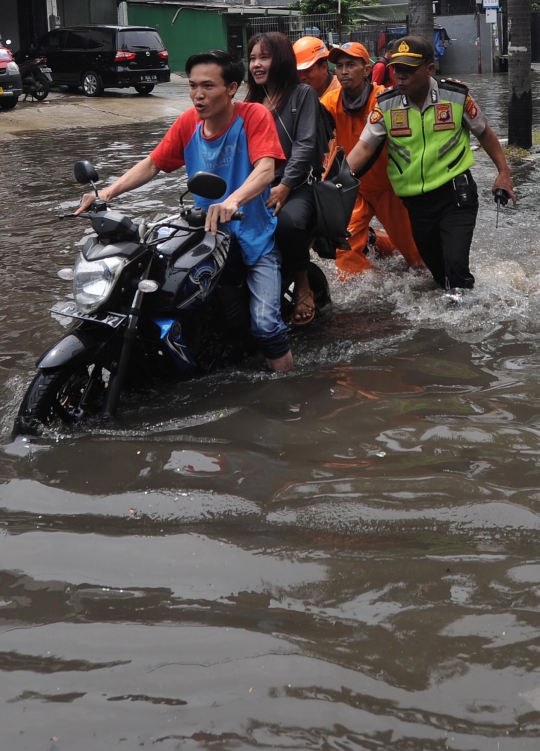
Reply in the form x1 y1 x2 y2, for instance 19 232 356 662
476 123 516 204
205 156 275 235
75 156 160 214
347 103 387 174
347 139 378 176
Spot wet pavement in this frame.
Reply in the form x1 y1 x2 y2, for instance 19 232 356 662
0 74 194 135
1 72 540 750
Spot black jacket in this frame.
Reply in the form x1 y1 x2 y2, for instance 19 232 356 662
273 83 328 190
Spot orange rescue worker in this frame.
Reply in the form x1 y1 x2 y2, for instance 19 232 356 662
321 42 422 275
294 37 397 263
293 36 340 98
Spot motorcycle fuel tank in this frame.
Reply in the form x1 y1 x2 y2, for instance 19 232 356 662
150 231 229 313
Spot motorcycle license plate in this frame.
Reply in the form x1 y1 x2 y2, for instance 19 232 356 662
41 67 52 73
50 302 126 328
140 75 157 82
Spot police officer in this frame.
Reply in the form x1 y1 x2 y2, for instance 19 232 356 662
347 35 516 290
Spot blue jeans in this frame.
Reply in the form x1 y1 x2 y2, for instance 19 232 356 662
245 246 290 360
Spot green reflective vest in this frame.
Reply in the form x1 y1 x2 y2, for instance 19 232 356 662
377 79 475 197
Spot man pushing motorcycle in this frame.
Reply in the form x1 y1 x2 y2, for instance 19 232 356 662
76 49 293 372
346 36 516 291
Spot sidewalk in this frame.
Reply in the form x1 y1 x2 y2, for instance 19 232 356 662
0 74 194 138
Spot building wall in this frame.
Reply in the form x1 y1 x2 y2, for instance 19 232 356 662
532 11 540 63
0 0 20 49
437 14 494 75
57 0 117 26
127 3 228 73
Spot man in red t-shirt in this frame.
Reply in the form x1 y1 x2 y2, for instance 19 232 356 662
371 43 396 89
77 50 292 372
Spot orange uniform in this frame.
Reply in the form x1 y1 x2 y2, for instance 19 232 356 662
321 74 341 97
321 84 423 274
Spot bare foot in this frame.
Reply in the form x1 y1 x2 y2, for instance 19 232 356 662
266 351 294 372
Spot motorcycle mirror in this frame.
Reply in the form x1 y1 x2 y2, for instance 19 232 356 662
186 171 227 200
74 160 99 186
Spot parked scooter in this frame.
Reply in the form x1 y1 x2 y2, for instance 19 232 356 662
16 54 52 101
14 161 330 435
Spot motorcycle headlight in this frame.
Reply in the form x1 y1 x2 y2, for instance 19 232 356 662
7 62 19 74
73 254 127 314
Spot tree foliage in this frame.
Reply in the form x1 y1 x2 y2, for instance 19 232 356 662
290 0 376 24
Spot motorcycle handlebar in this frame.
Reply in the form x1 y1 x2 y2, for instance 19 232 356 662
58 207 244 226
58 212 89 220
59 198 109 221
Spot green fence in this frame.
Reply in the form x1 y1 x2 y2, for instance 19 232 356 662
127 4 228 73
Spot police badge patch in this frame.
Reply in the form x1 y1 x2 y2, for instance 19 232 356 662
389 108 411 137
370 107 383 124
464 94 479 119
433 103 455 131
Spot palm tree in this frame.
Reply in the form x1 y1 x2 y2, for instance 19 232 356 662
408 0 434 44
507 0 533 148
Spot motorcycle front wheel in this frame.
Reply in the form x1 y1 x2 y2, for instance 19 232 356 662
15 361 112 435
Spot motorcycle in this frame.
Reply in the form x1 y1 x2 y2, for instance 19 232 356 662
16 54 52 101
14 161 331 435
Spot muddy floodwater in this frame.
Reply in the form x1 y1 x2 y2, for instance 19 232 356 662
2 74 540 750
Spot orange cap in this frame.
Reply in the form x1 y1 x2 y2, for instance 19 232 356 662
293 36 329 70
328 42 370 65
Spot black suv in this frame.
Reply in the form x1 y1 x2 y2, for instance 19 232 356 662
28 25 170 96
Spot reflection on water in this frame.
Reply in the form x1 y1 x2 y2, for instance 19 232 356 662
1 74 540 750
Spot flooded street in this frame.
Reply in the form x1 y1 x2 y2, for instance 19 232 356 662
1 73 540 749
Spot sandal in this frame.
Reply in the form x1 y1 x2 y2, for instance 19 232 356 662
292 289 315 326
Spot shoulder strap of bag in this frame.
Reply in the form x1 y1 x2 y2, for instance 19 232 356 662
288 85 333 175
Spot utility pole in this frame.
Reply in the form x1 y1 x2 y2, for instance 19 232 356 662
507 0 532 148
475 5 482 73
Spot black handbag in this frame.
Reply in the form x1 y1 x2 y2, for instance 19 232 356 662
312 147 360 246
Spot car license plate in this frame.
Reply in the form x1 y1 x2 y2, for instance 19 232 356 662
50 302 126 328
140 75 157 82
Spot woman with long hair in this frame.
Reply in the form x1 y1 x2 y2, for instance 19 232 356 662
245 31 327 325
